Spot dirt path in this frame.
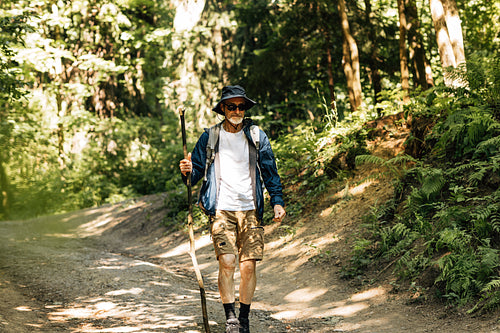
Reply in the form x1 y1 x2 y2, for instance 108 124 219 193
0 120 499 332
1 190 499 332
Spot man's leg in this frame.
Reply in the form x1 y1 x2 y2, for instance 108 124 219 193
218 253 237 304
218 253 240 332
238 259 256 333
239 259 256 303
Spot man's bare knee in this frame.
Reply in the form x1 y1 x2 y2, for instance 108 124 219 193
239 259 256 276
219 254 237 272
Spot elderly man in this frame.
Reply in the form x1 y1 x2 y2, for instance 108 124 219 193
179 85 285 333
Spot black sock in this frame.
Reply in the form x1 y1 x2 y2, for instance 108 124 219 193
223 302 237 320
239 302 251 319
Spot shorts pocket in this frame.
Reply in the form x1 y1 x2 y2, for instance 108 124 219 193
248 226 264 244
211 220 226 237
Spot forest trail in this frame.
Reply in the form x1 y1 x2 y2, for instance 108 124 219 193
1 197 499 333
1 120 499 332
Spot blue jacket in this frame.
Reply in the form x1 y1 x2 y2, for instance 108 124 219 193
184 120 284 222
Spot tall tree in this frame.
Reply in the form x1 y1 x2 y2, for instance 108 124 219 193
406 0 434 89
397 0 410 103
337 0 362 111
363 0 382 111
318 1 338 113
429 0 466 86
324 29 337 112
442 0 465 66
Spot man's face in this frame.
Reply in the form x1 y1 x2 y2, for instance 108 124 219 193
222 97 246 125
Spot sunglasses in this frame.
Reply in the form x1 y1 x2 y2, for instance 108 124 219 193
224 102 247 111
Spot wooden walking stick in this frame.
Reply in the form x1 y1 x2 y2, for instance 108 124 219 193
179 107 211 333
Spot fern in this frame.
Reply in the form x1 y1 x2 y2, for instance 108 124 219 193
398 253 431 280
435 228 471 252
474 133 500 160
469 278 500 314
468 164 489 186
435 104 497 161
420 168 446 200
491 212 500 232
378 223 420 258
471 204 498 223
355 153 417 179
343 52 500 309
482 279 500 294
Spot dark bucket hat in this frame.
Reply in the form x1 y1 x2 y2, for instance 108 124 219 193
212 85 257 115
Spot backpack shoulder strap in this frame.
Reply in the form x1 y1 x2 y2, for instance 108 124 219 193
250 125 260 151
204 122 222 181
249 125 264 187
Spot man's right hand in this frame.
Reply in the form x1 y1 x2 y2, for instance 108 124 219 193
179 152 192 176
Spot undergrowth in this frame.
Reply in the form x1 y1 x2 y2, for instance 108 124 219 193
345 52 500 313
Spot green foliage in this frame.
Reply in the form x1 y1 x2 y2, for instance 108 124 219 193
0 0 499 315
344 52 500 312
434 243 499 305
355 153 417 180
0 13 30 101
271 124 333 219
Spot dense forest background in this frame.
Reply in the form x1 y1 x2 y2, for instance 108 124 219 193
1 0 499 312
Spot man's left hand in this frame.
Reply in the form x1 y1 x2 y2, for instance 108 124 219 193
273 205 286 223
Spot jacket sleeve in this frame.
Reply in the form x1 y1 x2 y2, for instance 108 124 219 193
258 130 285 208
182 131 209 186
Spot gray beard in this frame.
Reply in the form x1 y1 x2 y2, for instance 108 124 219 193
228 116 243 125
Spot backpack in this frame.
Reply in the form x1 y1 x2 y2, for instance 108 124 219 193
203 122 261 181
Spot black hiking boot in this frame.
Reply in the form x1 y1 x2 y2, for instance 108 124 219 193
239 317 250 333
225 318 240 333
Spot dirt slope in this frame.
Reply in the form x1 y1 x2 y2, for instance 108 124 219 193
1 116 499 332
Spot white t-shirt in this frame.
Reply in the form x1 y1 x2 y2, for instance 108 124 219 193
216 127 255 211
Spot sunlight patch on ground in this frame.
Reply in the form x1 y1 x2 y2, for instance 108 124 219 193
78 326 139 332
15 306 33 311
350 287 385 302
76 321 202 332
328 179 376 203
77 214 116 237
25 323 43 329
149 281 171 287
322 302 370 317
264 231 340 274
284 287 328 303
349 180 374 196
105 288 144 296
48 303 112 321
268 298 369 320
271 310 301 320
76 201 150 237
320 206 334 216
94 256 159 272
47 299 198 331
156 234 212 259
61 205 115 224
43 233 76 238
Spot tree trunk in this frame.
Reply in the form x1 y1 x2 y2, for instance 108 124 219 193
363 0 382 114
324 30 337 113
442 0 465 66
429 0 465 87
424 55 434 87
397 0 410 103
0 157 10 220
342 37 356 111
54 25 66 169
406 0 433 89
337 0 362 111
